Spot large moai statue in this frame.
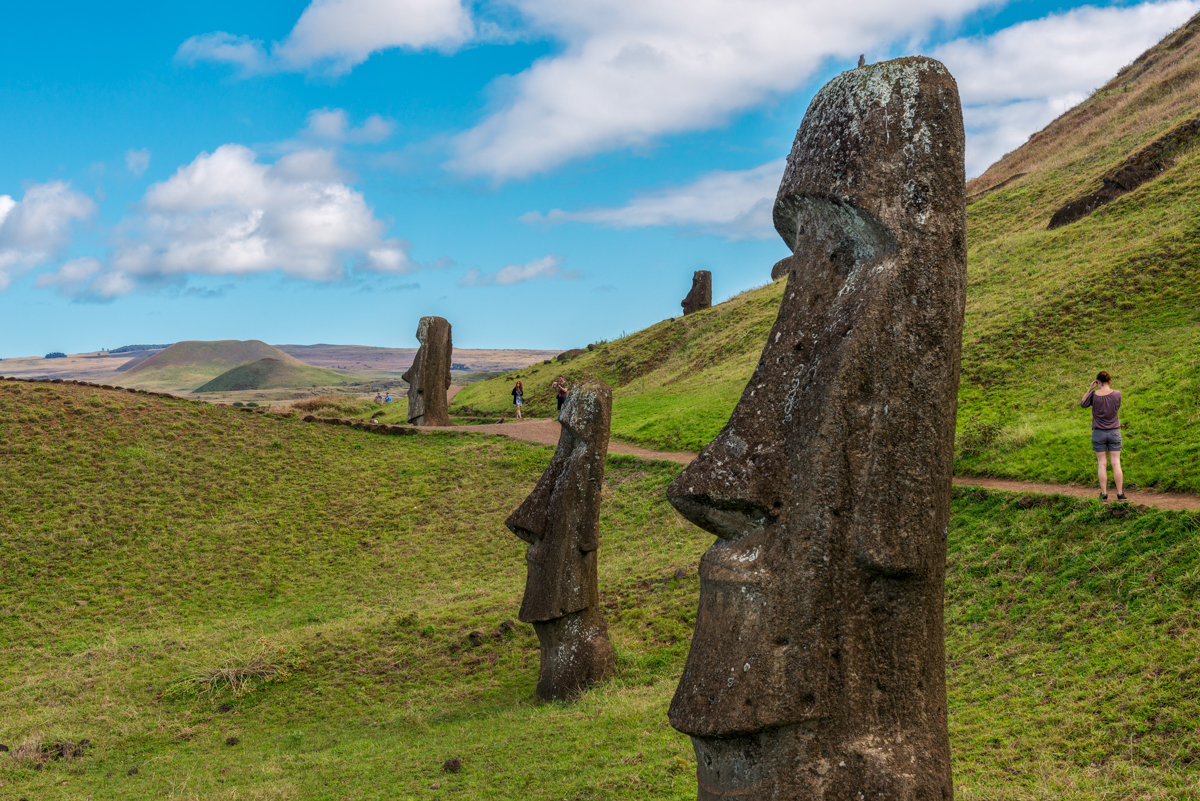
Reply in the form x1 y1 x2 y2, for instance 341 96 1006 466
666 57 966 799
505 380 616 701
681 270 712 315
401 316 452 427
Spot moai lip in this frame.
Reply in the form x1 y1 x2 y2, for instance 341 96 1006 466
682 270 712 316
401 316 452 427
506 380 616 701
667 56 966 800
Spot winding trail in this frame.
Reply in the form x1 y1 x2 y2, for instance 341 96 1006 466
430 417 1200 512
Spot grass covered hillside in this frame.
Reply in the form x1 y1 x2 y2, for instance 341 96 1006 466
194 358 351 393
456 14 1200 493
957 11 1200 491
124 340 340 392
453 281 784 451
4 379 1200 799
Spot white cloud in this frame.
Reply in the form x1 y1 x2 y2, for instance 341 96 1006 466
34 256 103 294
448 0 996 179
302 108 394 143
458 254 579 286
0 181 95 291
126 148 151 177
176 32 269 72
517 0 1200 235
178 0 474 75
53 144 413 298
522 159 784 240
933 0 1200 176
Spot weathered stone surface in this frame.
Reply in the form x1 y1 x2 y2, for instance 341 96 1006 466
770 255 793 281
681 270 712 315
531 607 614 700
505 380 616 700
667 57 966 800
401 316 452 426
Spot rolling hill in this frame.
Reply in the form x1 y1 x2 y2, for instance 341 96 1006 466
4 377 1200 798
454 12 1200 493
193 358 351 393
122 340 327 391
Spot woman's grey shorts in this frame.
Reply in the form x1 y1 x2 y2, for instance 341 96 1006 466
1092 428 1122 452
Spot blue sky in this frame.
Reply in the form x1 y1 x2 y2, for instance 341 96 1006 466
2 0 1196 357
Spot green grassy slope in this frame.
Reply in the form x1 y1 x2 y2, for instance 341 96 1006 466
3 380 1200 799
455 15 1200 491
453 281 783 451
123 340 327 391
954 12 1200 491
194 358 351 392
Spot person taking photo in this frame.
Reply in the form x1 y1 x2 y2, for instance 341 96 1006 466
1080 370 1125 502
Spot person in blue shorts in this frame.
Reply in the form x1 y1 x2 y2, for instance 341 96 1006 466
1080 370 1125 502
551 374 568 412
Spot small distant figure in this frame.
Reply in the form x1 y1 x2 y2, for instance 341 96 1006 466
512 380 525 419
1081 370 1125 501
374 392 383 403
551 374 569 412
384 394 392 404
858 54 866 68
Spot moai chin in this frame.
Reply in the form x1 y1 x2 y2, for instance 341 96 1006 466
667 57 966 800
401 316 452 426
505 380 616 701
681 270 712 315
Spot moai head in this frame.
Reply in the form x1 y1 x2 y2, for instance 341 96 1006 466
506 380 612 623
401 316 452 426
682 270 713 315
667 57 966 799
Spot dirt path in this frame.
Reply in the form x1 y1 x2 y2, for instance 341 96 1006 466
435 418 698 464
429 417 1200 512
948 476 1200 511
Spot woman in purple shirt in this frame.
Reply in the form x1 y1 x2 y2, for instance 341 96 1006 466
1080 370 1125 502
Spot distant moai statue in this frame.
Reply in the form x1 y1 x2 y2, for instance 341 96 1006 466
401 316 452 426
858 53 866 68
666 57 966 799
770 255 793 281
505 380 616 701
681 270 712 315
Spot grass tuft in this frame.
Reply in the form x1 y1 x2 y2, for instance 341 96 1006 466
166 640 303 700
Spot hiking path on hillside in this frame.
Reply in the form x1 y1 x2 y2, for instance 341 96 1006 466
431 418 1200 512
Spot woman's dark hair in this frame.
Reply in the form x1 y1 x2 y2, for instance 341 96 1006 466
1096 371 1111 384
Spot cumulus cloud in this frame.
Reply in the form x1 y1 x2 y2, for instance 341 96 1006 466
178 0 474 74
302 108 394 143
458 254 579 287
933 0 1200 176
126 148 151 177
523 159 784 240
0 182 95 291
519 0 1200 235
448 0 999 179
51 144 413 298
